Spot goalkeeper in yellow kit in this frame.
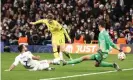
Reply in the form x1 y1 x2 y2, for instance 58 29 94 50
30 13 72 64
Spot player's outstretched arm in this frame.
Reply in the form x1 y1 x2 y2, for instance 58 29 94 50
32 55 40 60
30 19 45 25
5 56 20 71
104 33 121 51
27 51 40 60
62 28 71 43
5 64 16 71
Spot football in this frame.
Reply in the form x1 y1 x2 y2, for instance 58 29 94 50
118 52 126 61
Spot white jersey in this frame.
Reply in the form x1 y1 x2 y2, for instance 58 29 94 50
13 51 49 70
13 51 39 69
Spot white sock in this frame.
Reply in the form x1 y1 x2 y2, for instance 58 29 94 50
59 52 63 60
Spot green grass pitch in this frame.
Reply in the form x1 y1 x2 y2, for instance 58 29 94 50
1 53 133 80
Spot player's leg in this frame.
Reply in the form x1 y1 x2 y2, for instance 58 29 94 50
94 53 113 67
53 44 59 58
95 61 113 67
62 50 107 65
94 53 121 71
59 51 63 61
60 44 72 60
59 43 64 61
30 64 39 71
63 52 112 66
95 61 121 71
39 60 55 71
52 36 60 64
59 35 72 60
52 44 61 64
63 54 94 65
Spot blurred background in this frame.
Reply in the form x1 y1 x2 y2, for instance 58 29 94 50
1 0 133 49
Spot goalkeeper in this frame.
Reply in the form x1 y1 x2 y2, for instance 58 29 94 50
30 13 72 64
62 20 125 71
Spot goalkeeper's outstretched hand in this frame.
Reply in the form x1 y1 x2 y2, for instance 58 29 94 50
119 49 126 56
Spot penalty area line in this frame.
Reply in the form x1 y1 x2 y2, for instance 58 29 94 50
39 68 133 80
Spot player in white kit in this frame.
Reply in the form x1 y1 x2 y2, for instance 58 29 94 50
5 44 55 71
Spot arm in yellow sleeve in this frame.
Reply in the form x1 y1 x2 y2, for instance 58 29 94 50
62 28 71 41
32 19 46 25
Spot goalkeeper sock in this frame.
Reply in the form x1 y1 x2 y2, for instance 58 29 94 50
99 61 113 67
67 58 82 64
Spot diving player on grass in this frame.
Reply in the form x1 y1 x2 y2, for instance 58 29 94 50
62 20 125 71
30 13 72 64
5 44 55 71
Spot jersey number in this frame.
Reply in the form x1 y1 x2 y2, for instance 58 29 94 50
24 61 28 67
23 61 31 69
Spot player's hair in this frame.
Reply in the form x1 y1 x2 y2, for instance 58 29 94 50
18 44 24 52
47 13 54 20
98 20 106 28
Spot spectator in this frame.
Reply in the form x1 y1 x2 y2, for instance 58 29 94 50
84 29 91 43
117 33 127 44
1 0 133 45
18 32 28 45
74 34 85 44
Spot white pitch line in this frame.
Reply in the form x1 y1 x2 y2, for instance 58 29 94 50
39 68 133 80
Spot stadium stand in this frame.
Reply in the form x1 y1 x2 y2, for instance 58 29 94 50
1 0 133 47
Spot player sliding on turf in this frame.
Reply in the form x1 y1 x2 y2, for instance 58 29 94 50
5 44 55 71
30 13 72 64
62 20 125 71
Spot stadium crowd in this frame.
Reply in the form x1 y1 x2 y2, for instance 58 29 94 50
1 0 133 46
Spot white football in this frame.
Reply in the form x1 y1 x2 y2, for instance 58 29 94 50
118 52 126 60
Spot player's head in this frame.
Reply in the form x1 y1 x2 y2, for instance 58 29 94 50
18 44 28 52
47 13 54 24
98 20 106 31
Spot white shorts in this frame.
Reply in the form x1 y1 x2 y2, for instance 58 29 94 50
33 60 49 71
